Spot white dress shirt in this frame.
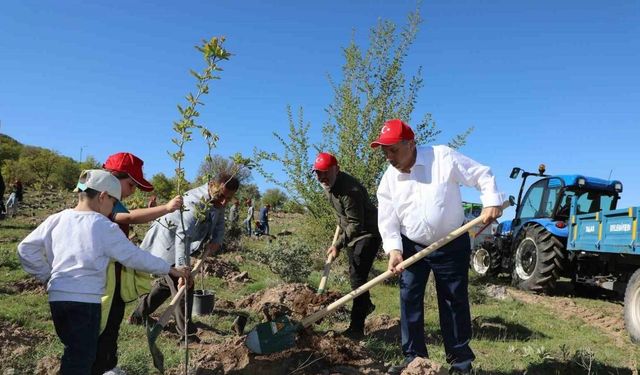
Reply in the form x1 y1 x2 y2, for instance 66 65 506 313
377 145 504 254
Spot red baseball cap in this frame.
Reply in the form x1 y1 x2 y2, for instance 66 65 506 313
370 119 415 148
102 152 154 192
313 152 338 171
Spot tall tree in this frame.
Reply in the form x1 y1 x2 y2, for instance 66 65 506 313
150 173 175 201
195 154 252 185
53 156 81 189
79 155 102 170
21 147 59 188
255 8 471 222
254 107 330 219
261 188 287 210
237 183 260 204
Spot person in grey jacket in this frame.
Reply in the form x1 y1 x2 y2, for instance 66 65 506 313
129 173 239 342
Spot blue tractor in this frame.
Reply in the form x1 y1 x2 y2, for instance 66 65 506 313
471 164 623 293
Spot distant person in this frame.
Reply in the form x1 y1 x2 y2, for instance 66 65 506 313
130 173 239 344
371 119 504 375
229 198 239 224
312 152 380 339
17 170 189 375
243 199 254 235
14 179 23 203
5 190 18 217
93 152 183 375
259 204 270 236
0 170 6 217
254 219 267 237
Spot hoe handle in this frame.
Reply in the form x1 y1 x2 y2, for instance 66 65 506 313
301 201 509 327
156 258 205 327
317 226 341 294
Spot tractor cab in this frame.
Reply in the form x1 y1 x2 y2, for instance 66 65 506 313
512 167 622 237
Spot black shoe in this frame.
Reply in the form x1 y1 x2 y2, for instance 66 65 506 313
341 327 365 340
387 356 415 374
128 312 156 326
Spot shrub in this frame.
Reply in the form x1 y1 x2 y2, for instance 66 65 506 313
251 237 314 283
223 219 243 253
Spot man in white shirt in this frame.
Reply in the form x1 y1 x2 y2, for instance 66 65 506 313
372 119 504 375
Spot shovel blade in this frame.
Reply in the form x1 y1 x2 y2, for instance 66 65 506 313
147 323 165 373
244 316 299 354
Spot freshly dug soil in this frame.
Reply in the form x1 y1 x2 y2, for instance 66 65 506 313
235 283 346 320
177 316 443 375
400 357 446 375
364 314 401 342
0 321 51 362
166 286 413 374
35 356 60 375
204 259 249 283
182 330 387 374
12 277 46 294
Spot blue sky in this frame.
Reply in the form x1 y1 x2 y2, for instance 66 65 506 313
1 1 639 217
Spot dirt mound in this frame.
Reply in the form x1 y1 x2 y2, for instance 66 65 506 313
401 357 446 375
236 283 345 320
365 314 401 342
204 259 248 283
12 277 46 294
0 321 51 361
484 284 509 300
184 330 386 374
35 356 60 375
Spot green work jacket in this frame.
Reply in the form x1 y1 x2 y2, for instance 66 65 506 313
326 171 379 251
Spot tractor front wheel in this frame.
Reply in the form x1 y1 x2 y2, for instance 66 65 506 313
511 225 564 294
624 268 640 344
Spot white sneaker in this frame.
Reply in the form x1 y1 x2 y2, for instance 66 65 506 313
103 367 126 375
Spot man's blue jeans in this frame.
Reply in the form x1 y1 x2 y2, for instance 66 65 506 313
399 233 475 372
50 301 100 375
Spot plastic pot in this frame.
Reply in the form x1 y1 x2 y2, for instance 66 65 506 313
192 289 215 315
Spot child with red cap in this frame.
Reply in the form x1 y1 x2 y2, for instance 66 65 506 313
92 152 183 375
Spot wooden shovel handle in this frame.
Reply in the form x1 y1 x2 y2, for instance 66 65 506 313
317 225 341 293
301 201 509 327
156 258 205 327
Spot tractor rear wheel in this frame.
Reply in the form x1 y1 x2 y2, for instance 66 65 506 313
511 225 564 293
471 242 501 277
624 268 640 343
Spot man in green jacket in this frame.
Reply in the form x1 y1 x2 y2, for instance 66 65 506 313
313 152 380 339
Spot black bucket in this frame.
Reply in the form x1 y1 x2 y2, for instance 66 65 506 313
192 289 215 316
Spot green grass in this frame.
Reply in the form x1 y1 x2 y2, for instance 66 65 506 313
3 192 640 374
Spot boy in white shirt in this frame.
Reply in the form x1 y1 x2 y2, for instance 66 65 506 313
17 170 189 375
